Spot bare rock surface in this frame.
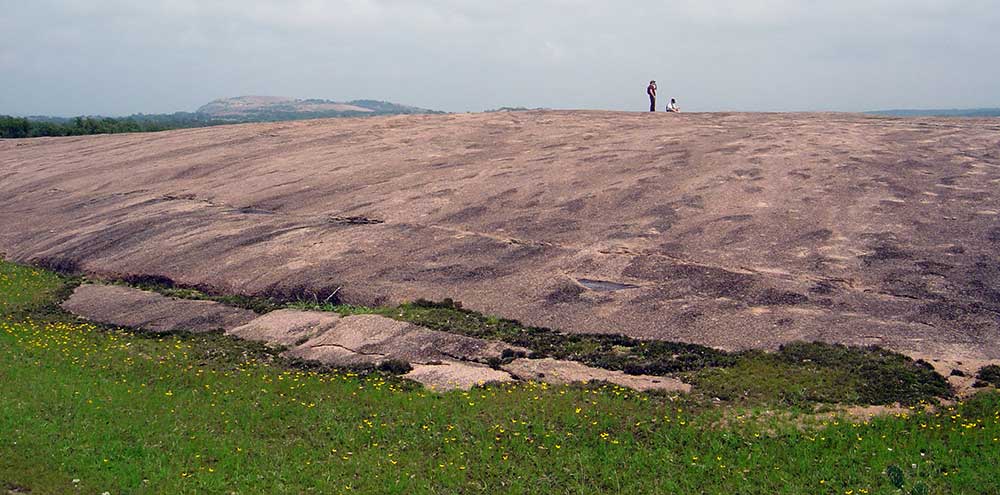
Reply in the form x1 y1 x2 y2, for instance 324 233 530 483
285 314 528 366
503 358 691 392
6 111 1000 361
403 361 515 391
227 309 341 347
62 284 257 333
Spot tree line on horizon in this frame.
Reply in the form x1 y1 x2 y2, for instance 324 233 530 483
0 113 226 138
1 101 446 139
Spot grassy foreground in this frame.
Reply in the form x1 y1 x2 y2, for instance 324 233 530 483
2 261 1000 494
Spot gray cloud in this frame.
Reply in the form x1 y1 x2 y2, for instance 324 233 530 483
2 0 998 115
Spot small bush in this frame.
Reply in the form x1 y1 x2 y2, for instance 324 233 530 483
377 359 413 374
977 364 1000 387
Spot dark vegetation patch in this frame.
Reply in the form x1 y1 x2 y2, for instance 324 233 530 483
28 256 81 275
120 273 177 288
687 342 950 406
975 365 1000 388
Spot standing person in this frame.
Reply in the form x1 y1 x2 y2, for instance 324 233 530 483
666 98 680 112
647 81 657 112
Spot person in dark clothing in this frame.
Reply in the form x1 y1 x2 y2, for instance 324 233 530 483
647 80 657 112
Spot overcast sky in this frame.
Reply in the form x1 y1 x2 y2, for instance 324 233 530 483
2 0 999 116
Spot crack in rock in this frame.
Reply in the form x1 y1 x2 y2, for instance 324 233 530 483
306 342 387 358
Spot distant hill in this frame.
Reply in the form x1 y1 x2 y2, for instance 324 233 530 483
2 96 443 138
866 108 1000 117
196 96 441 121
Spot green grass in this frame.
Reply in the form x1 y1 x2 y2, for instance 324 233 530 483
3 260 999 493
0 261 73 318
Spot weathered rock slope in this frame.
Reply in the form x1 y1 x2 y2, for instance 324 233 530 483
3 111 1000 361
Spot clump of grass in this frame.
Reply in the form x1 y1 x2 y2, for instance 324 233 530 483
0 259 78 319
886 464 930 495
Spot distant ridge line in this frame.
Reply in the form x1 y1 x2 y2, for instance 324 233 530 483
866 108 1000 117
